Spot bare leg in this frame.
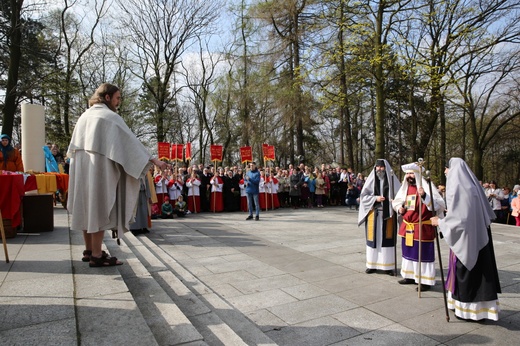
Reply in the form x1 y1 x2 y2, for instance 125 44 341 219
90 230 122 265
91 231 106 258
83 230 92 252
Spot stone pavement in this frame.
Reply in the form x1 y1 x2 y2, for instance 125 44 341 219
1 205 519 345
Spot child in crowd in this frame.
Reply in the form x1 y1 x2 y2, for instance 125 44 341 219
161 197 174 219
151 203 160 219
174 195 187 217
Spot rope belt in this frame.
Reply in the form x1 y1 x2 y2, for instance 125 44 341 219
404 219 431 230
403 219 432 246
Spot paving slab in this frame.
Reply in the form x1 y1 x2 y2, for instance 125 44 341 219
2 204 519 345
146 207 520 345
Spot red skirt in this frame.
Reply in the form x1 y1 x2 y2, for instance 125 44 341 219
210 192 224 212
187 195 200 213
240 196 248 212
271 193 280 209
156 193 167 207
259 192 271 210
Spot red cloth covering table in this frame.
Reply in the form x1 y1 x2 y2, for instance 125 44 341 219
0 172 25 229
24 173 69 195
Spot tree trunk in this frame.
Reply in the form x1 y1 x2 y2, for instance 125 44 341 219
2 0 23 138
374 3 385 159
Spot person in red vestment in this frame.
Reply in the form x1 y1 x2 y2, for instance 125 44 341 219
268 168 280 209
210 169 224 212
259 169 271 210
154 168 171 207
239 177 248 212
186 171 201 213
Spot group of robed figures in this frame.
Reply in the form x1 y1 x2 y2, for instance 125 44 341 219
358 158 501 322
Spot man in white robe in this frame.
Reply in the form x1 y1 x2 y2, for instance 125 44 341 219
358 159 401 274
67 83 167 267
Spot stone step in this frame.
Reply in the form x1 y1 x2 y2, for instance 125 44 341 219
103 234 206 346
69 229 159 346
130 232 278 346
106 231 259 345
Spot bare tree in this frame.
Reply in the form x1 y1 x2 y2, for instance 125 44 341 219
57 0 108 139
450 45 520 179
181 36 224 163
116 0 222 143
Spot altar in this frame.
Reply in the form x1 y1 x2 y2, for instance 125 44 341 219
0 173 25 238
0 172 69 237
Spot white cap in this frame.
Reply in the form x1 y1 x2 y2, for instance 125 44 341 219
401 162 424 174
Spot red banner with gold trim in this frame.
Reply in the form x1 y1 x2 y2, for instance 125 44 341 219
262 143 269 161
158 142 170 160
262 143 275 161
266 145 275 161
210 144 223 162
240 146 253 163
185 142 192 161
171 144 184 162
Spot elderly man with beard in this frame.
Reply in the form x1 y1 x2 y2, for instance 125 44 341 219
358 159 401 275
392 163 445 291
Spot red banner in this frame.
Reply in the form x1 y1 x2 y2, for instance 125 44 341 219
210 144 223 162
158 142 170 160
171 144 184 161
185 142 192 161
267 145 276 161
262 143 275 161
262 143 269 161
240 146 253 163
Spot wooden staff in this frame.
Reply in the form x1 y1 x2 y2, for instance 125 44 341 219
268 166 274 210
0 210 9 263
417 158 424 297
212 159 217 213
188 160 196 214
390 169 398 276
244 162 251 212
190 175 197 214
263 159 268 211
425 170 450 322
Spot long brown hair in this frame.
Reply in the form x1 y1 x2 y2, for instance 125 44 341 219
88 83 120 111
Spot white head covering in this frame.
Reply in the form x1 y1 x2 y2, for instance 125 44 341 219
358 159 401 226
401 162 425 187
392 162 445 214
438 158 495 271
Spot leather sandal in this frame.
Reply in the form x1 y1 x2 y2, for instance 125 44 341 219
82 250 92 262
82 250 108 262
89 255 123 267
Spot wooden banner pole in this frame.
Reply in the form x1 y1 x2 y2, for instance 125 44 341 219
0 210 10 263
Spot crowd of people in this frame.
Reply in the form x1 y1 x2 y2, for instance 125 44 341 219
144 162 368 218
